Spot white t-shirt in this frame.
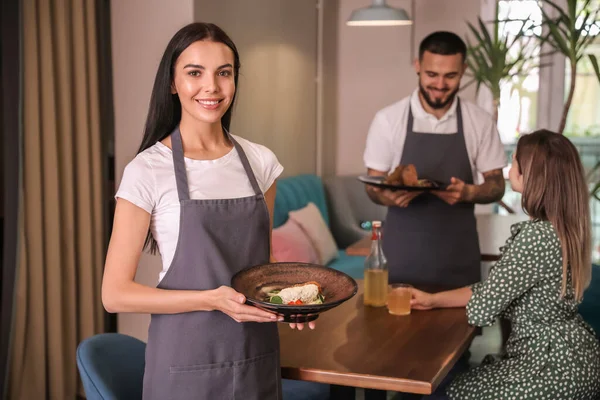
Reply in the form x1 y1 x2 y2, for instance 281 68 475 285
116 135 284 283
363 89 506 183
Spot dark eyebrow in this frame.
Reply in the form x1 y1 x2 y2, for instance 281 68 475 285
183 63 233 70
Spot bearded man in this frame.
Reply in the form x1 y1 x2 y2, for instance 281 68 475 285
363 31 506 288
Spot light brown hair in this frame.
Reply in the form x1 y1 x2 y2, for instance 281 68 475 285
516 129 591 300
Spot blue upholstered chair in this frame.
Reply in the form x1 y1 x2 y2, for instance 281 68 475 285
77 333 329 400
580 264 600 338
77 333 146 400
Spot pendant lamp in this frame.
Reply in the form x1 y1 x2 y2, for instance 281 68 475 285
347 0 413 26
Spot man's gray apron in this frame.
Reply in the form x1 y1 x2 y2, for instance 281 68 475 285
382 99 480 289
142 127 281 400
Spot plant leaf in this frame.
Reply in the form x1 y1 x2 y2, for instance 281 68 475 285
590 54 600 85
542 14 573 58
478 17 494 49
544 0 571 21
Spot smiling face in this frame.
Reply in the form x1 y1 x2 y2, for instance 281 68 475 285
415 50 465 110
171 40 236 128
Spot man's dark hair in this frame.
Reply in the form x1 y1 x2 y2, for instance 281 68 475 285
419 31 467 61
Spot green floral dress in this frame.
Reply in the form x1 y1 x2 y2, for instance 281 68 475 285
447 220 600 400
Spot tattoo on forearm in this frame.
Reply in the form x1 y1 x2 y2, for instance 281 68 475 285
467 170 505 204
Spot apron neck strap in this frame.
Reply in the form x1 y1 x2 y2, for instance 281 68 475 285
171 126 191 201
228 133 263 196
455 97 464 133
170 126 263 202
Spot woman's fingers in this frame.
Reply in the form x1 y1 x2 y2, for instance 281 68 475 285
408 288 434 310
289 321 316 330
227 300 282 322
237 314 279 323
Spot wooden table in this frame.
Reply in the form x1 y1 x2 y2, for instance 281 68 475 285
346 213 528 261
278 281 476 398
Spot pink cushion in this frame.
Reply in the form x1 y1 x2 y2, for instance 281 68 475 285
288 203 338 265
272 219 319 264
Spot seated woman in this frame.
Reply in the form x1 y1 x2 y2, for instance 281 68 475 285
410 130 600 400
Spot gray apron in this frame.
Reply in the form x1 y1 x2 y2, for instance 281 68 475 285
142 127 281 400
382 99 480 289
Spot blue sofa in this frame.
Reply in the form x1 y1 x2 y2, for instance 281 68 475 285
274 174 383 280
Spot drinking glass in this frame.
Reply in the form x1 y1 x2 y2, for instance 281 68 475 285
387 283 412 316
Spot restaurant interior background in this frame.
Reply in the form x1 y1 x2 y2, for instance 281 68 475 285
112 0 600 340
110 0 486 339
1 0 600 399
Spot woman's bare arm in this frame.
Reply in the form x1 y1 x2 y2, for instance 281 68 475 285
101 198 278 322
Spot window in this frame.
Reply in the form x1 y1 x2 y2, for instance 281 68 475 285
496 0 542 144
564 39 600 138
492 0 600 261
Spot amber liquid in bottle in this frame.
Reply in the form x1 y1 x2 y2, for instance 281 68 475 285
363 221 388 307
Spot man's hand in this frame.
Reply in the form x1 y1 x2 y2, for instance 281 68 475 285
433 169 506 206
364 168 423 207
432 169 505 205
369 186 423 208
431 177 468 205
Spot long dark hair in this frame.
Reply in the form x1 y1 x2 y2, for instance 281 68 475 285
139 22 240 253
516 130 591 300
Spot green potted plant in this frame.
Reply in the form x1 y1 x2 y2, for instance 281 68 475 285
464 2 538 122
463 5 540 214
538 0 600 134
539 0 600 199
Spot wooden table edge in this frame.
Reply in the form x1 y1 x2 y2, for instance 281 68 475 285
281 367 433 395
345 236 501 261
281 325 477 395
429 325 478 393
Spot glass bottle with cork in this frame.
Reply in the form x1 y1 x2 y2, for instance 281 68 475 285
364 220 388 307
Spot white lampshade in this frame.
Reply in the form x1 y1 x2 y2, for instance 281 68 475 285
347 0 413 26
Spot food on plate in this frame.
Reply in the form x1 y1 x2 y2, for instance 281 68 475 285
385 164 418 185
414 179 435 187
266 281 325 305
384 164 434 187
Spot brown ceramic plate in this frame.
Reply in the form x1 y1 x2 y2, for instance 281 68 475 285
358 175 445 191
231 262 358 323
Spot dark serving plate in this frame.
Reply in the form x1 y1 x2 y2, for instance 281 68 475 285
357 175 446 191
231 262 358 323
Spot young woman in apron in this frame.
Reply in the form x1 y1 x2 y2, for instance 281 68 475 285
102 23 312 400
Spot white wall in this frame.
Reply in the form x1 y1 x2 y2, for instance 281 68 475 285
194 0 318 177
111 0 194 342
335 0 481 175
